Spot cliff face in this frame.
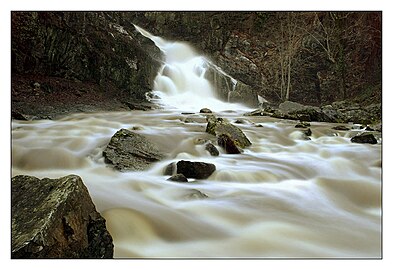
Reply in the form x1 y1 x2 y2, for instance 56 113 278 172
12 11 163 118
11 11 382 116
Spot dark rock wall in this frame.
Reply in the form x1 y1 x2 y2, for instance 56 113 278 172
12 11 163 101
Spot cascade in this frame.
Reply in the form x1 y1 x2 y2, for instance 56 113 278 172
134 25 248 112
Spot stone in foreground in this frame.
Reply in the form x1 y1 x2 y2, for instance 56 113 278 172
12 175 113 258
103 128 165 171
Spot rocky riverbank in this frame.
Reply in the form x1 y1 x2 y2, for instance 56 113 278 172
246 100 381 127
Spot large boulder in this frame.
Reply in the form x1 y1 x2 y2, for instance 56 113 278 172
103 129 165 171
174 160 216 179
11 175 113 259
206 115 251 148
350 133 378 144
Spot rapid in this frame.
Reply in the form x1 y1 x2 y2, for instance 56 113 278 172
11 26 381 258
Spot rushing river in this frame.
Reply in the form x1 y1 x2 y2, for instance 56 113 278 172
11 26 381 258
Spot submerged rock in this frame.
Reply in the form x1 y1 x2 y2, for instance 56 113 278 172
183 189 209 199
206 115 251 148
103 128 165 171
332 125 350 131
11 175 113 258
176 160 216 179
217 134 241 154
205 142 219 156
184 115 207 123
303 128 312 137
167 173 188 182
350 133 378 144
295 122 310 128
244 108 263 116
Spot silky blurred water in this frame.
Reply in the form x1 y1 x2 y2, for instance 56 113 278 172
11 110 381 258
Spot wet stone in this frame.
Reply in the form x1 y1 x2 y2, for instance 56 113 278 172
332 125 350 131
176 160 216 179
295 122 310 128
167 174 188 182
350 133 378 144
200 108 212 113
205 142 219 156
217 133 241 154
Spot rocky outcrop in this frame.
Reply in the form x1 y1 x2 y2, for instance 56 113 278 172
350 133 378 144
11 175 113 258
12 12 163 118
103 129 165 171
206 115 252 148
249 100 381 125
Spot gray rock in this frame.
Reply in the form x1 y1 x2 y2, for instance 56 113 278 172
206 115 251 148
350 133 378 144
278 101 306 113
103 129 165 171
11 175 113 258
176 160 216 179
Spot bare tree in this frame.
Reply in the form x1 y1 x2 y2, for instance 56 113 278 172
277 12 304 102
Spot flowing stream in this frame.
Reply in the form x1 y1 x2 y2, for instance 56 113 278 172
11 27 381 258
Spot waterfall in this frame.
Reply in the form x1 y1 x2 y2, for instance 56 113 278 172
134 25 249 112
